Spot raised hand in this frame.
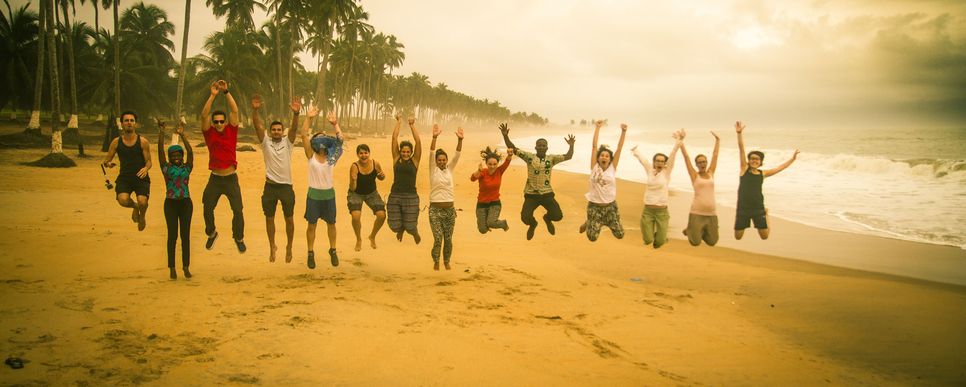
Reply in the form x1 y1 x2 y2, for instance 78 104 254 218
595 120 604 128
407 117 415 126
498 122 509 135
394 113 401 122
251 94 263 110
506 148 514 156
327 111 338 126
711 130 719 140
216 80 228 92
290 97 301 113
620 123 628 131
792 149 800 159
432 124 441 137
677 129 687 141
565 134 576 146
175 122 185 136
735 121 745 133
209 81 219 95
455 127 464 139
307 105 320 118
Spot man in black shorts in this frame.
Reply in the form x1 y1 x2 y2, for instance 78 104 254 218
252 95 300 263
102 111 153 231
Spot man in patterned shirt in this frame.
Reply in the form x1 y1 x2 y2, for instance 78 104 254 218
499 123 575 240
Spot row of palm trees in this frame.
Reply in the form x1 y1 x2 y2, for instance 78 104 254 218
0 0 549 165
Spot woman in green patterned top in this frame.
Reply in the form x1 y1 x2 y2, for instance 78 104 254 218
158 121 194 280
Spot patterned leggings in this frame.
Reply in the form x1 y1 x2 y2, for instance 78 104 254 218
476 201 507 233
386 192 420 235
586 201 625 241
429 206 457 263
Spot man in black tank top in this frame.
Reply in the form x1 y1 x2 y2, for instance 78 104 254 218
102 111 153 231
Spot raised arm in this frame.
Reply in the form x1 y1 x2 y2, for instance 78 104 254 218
450 127 463 169
500 148 514 173
430 124 441 152
679 135 697 182
409 117 422 165
251 94 265 143
328 111 343 141
631 145 653 174
708 131 720 176
300 105 319 159
222 81 240 127
200 81 218 131
178 123 193 167
590 120 602 169
667 132 682 174
764 150 800 177
736 121 747 174
499 123 516 150
391 114 401 161
563 134 576 161
157 122 167 166
613 123 628 169
288 98 301 144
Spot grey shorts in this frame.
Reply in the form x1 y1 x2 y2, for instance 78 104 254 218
347 190 385 214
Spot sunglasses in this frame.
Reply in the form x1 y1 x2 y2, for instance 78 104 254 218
213 120 226 124
122 119 136 123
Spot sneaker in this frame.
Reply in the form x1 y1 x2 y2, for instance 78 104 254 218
329 248 339 267
544 215 556 235
526 224 537 240
205 232 218 250
307 251 316 269
234 239 247 253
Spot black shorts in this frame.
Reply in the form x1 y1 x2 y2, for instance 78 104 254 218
305 198 337 225
347 190 385 214
262 182 296 217
735 208 768 230
115 174 150 197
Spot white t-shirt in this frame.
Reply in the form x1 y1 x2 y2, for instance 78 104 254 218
429 151 460 203
585 163 617 204
308 155 334 190
261 136 293 184
633 148 675 207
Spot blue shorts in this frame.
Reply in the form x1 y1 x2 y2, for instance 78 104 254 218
305 197 336 225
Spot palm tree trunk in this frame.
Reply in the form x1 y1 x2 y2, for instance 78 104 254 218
274 10 284 119
45 0 63 153
60 0 84 155
312 32 332 117
287 18 297 111
173 0 190 145
27 0 46 135
93 0 98 32
112 0 120 122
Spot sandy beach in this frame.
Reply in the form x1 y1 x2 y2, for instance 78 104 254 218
1 127 965 386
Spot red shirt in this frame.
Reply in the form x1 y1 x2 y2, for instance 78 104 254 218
473 157 511 203
203 123 238 170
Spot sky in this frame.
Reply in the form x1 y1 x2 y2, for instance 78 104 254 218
14 0 966 130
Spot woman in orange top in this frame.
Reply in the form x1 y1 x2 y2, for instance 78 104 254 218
470 147 514 233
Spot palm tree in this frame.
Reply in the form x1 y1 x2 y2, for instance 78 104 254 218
120 2 174 67
112 0 119 119
173 0 189 126
28 0 45 135
306 0 357 114
0 1 39 119
205 0 265 32
58 0 86 155
44 0 64 154
191 25 267 122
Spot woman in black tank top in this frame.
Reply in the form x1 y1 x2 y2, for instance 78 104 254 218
386 114 423 244
735 121 800 240
348 144 388 251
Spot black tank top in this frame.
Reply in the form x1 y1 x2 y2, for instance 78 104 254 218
353 162 378 195
737 169 764 210
117 135 146 177
391 158 417 194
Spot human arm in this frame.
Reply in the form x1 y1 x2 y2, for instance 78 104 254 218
374 161 386 180
667 130 682 174
591 120 602 169
631 145 653 174
498 148 514 174
138 136 153 178
391 114 401 161
349 163 359 192
470 163 482 181
736 121 747 174
410 117 422 165
300 105 319 159
328 111 342 141
499 122 516 150
157 122 167 167
613 123 627 169
200 81 218 131
563 134 576 161
178 123 193 167
450 128 463 170
251 94 265 143
679 133 697 181
102 138 118 168
288 98 301 144
220 80 240 127
763 150 800 177
430 124 440 151
709 131 720 175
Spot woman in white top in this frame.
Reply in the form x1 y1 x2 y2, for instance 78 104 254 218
300 107 343 269
679 130 720 246
631 130 682 248
579 120 628 241
428 124 463 271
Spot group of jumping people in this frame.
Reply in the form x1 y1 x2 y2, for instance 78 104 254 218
101 81 800 279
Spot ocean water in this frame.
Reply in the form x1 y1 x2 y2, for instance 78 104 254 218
511 125 966 249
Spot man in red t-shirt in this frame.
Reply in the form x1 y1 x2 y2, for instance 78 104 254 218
200 80 246 253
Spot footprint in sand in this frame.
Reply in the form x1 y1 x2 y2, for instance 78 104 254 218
221 276 252 284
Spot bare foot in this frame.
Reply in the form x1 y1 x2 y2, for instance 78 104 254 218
131 207 139 223
579 222 587 234
285 247 293 263
396 230 404 241
433 262 440 271
444 262 451 270
137 211 146 231
413 232 421 244
682 229 687 236
354 239 362 252
368 235 377 249
269 245 277 263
